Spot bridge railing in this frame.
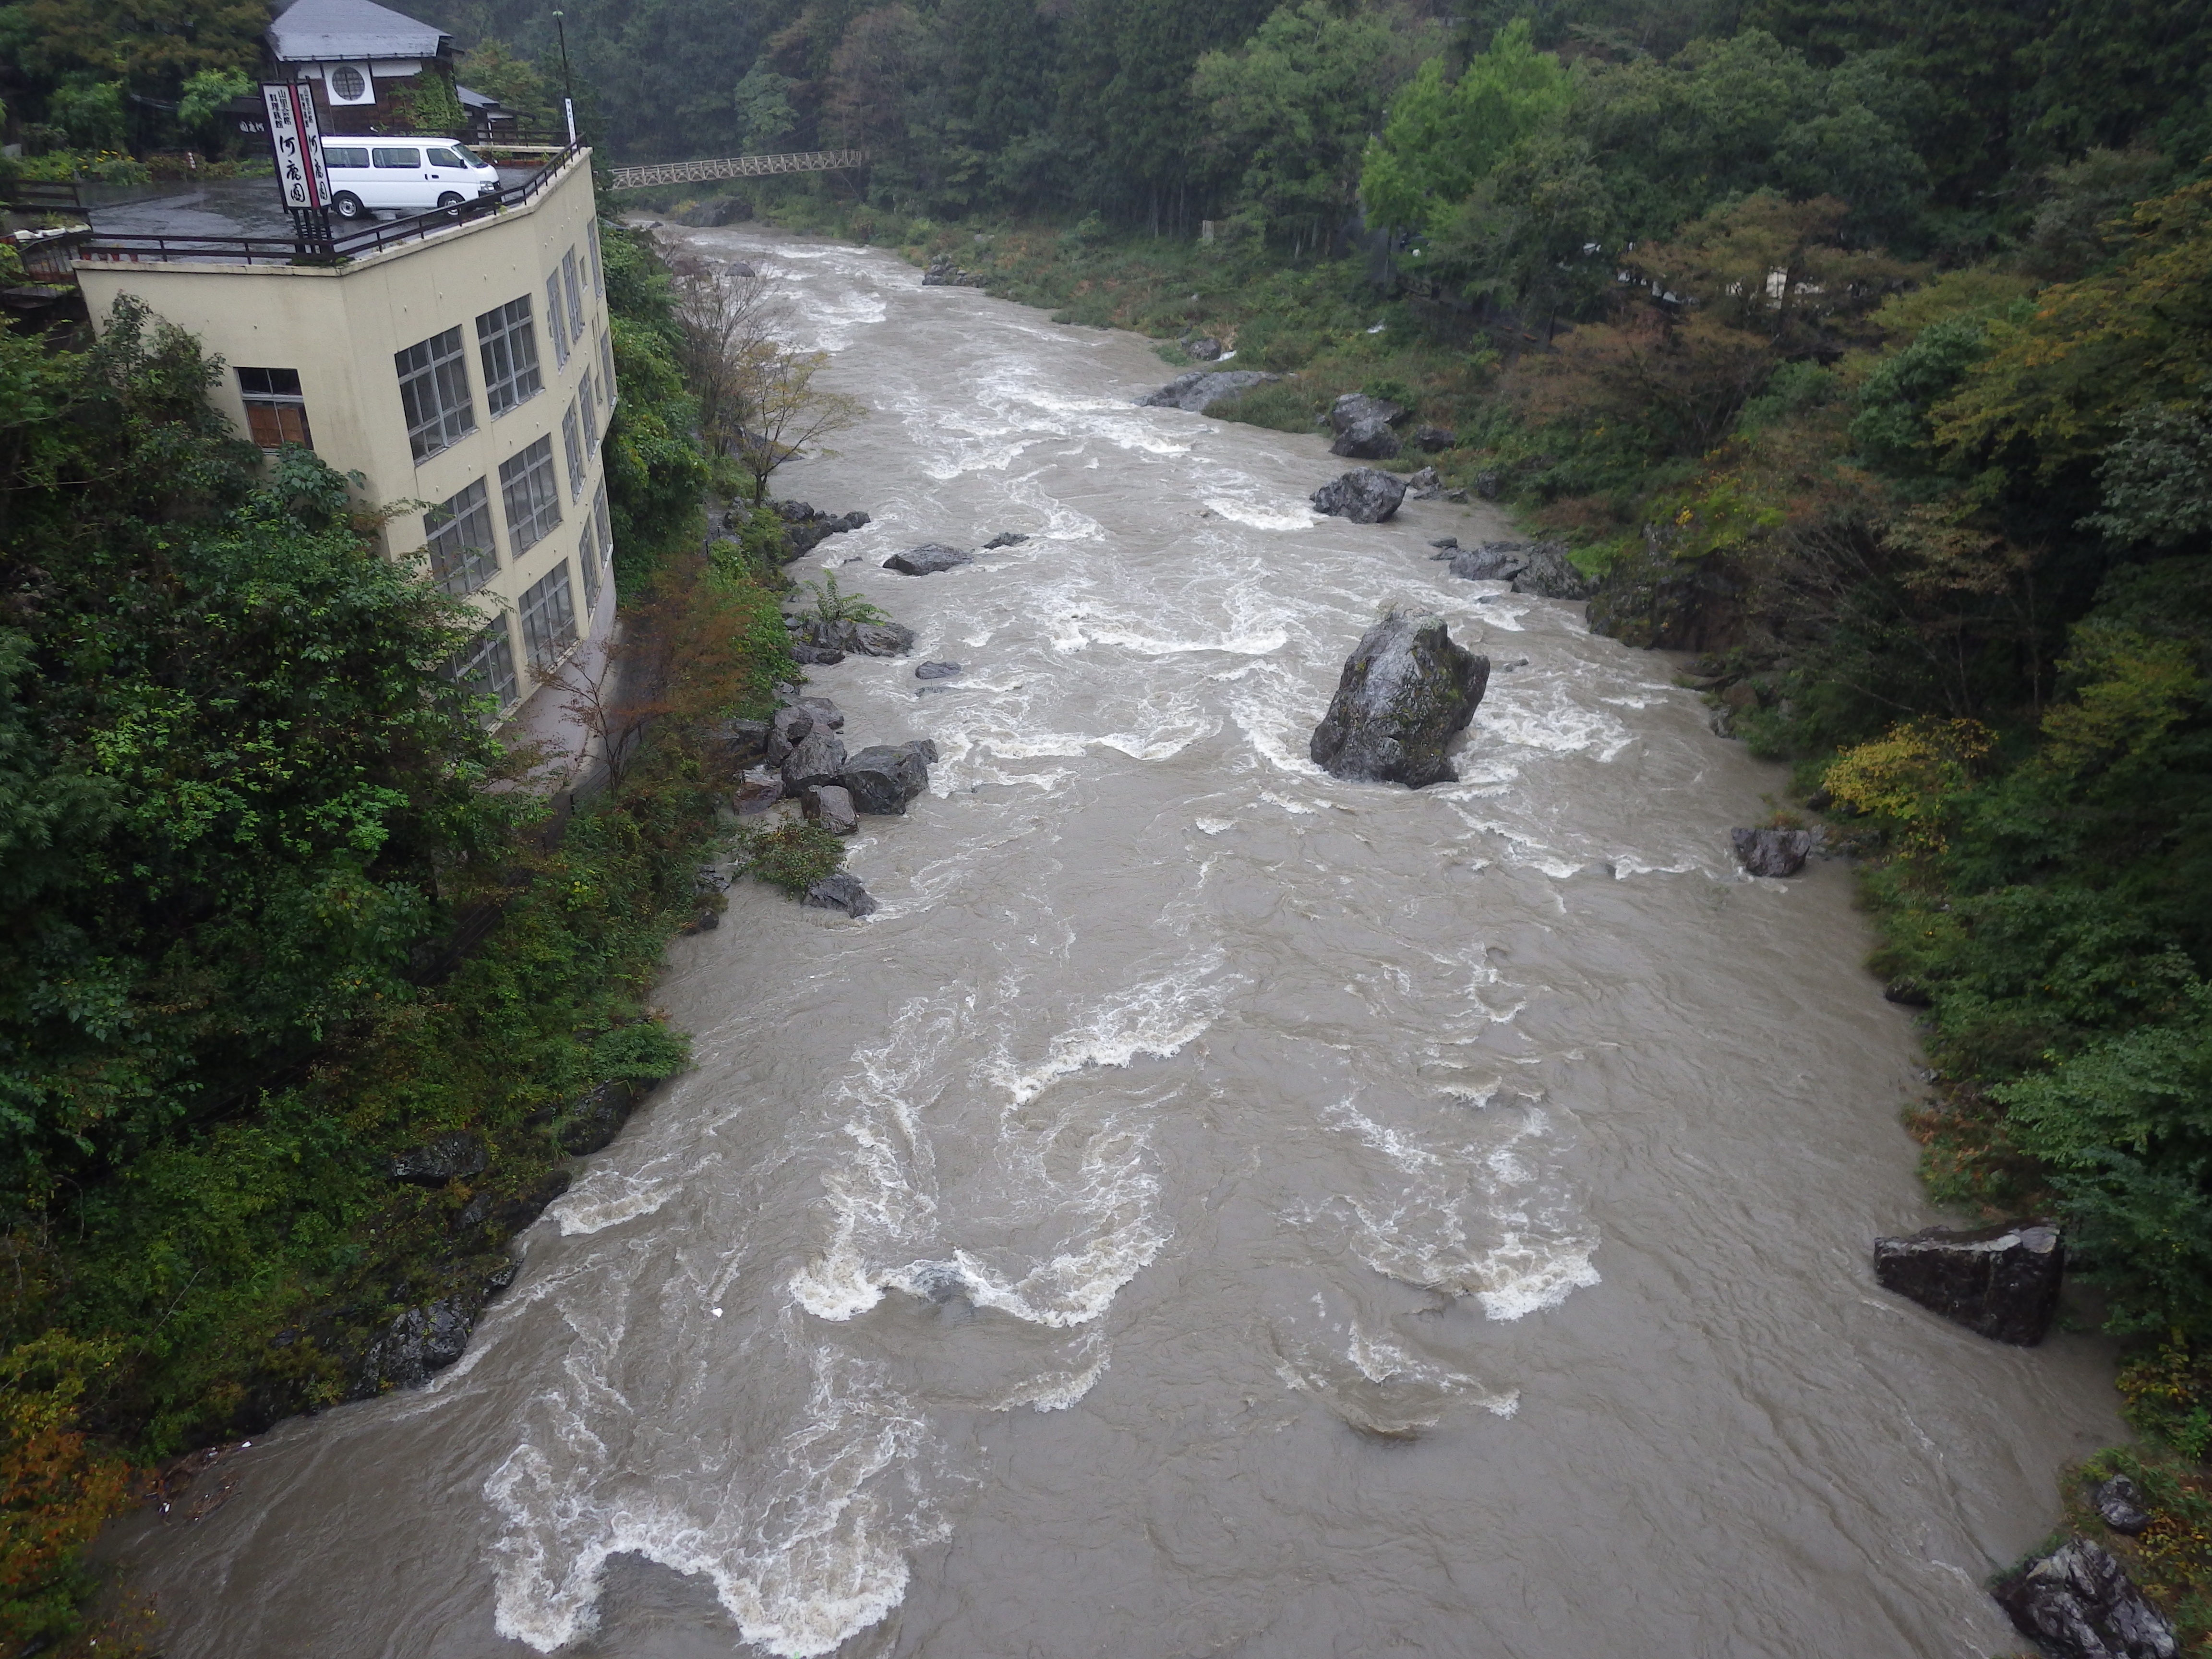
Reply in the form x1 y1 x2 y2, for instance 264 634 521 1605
605 150 866 190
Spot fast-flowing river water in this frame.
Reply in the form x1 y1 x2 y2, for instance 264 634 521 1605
111 224 2124 1658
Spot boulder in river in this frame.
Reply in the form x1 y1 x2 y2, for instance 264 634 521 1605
841 743 932 814
553 1079 641 1157
386 1131 488 1187
1331 419 1400 461
781 727 849 792
1183 335 1224 361
1991 1537 2177 1659
802 872 878 917
795 617 916 657
915 661 963 680
2095 1475 2152 1536
885 543 974 576
1446 542 1531 582
355 1298 477 1393
1872 1220 2064 1345
1413 424 1456 450
802 784 860 836
922 253 984 287
1405 466 1446 498
1311 468 1408 524
1309 610 1489 788
1731 826 1814 878
1510 542 1598 600
982 530 1030 549
1136 370 1280 414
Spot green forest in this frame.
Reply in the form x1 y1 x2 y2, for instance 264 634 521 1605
4 0 2212 1646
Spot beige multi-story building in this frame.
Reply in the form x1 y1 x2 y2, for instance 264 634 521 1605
75 147 617 759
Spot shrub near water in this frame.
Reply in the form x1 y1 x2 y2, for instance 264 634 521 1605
734 819 846 896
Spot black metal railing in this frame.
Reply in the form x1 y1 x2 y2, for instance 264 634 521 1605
3 180 88 216
75 144 582 268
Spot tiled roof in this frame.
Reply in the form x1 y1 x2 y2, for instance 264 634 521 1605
267 0 448 61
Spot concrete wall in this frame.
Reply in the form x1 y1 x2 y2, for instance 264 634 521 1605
77 151 620 762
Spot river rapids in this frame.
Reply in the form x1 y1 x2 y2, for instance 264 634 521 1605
108 223 2125 1658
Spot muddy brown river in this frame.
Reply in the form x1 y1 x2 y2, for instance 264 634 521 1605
108 224 2124 1657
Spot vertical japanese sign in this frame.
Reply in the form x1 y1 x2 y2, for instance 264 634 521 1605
261 81 332 210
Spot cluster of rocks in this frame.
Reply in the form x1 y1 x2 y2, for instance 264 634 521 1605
354 1064 674 1395
675 195 753 227
722 692 937 913
921 253 986 287
1309 610 1488 789
786 613 915 666
774 499 872 561
1137 369 1280 414
1860 1219 2183 1653
1179 332 1226 361
1427 537 1595 599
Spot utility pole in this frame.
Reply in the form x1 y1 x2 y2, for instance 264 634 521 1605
553 9 576 144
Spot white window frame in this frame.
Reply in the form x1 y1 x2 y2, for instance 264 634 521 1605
476 295 543 419
498 434 563 553
395 326 476 464
520 560 577 669
424 477 498 596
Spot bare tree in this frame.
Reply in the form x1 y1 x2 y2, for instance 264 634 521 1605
668 252 867 501
733 347 866 505
669 254 780 460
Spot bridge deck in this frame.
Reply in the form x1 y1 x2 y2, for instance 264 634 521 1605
605 150 865 190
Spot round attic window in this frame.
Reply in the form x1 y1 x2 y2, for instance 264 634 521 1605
330 65 367 100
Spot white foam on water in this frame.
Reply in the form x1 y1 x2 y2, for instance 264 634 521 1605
550 1168 678 1237
485 1348 941 1658
986 949 1228 1106
1203 496 1322 531
790 958 1220 1331
991 1336 1111 1412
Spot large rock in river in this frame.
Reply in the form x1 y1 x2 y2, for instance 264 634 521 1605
1309 611 1489 788
1311 468 1408 524
841 742 933 814
1510 541 1598 600
1136 370 1280 414
1992 1537 2177 1659
884 543 974 576
781 726 849 792
1872 1220 2064 1345
1731 826 1813 877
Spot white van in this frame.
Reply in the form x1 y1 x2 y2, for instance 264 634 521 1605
319 139 501 221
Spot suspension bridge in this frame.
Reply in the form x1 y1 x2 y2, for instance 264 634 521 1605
604 149 866 190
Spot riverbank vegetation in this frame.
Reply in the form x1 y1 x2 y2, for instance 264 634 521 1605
628 0 2212 1608
0 223 795 1648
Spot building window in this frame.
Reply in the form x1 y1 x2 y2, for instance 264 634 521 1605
545 273 569 367
449 619 518 712
586 217 604 293
562 248 584 341
578 370 599 449
424 478 497 596
598 329 616 406
579 525 601 612
237 367 312 449
395 326 475 463
330 65 368 100
561 399 586 501
498 434 562 553
520 561 577 668
593 481 613 565
476 296 542 417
